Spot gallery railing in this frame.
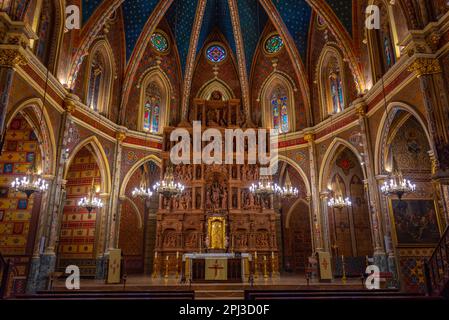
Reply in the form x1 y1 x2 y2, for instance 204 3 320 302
425 226 449 297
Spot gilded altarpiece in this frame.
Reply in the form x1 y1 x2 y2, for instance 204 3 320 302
154 99 278 275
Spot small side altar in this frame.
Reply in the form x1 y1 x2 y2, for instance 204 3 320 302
183 253 251 283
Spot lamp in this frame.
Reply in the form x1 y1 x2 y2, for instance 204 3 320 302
153 164 185 198
78 179 103 215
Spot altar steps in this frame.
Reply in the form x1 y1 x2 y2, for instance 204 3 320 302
195 289 244 300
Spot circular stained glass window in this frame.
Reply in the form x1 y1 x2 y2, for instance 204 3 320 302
150 32 169 53
264 34 284 55
206 45 227 63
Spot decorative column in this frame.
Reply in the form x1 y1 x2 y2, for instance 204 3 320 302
0 13 34 138
36 95 77 290
355 103 388 272
103 130 127 265
95 193 111 279
408 58 449 177
304 132 324 252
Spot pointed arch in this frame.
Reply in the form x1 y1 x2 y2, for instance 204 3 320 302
319 138 366 193
120 196 143 230
119 154 162 197
197 78 235 101
64 136 112 194
277 155 311 197
5 98 56 176
285 198 310 229
317 45 347 119
25 0 64 72
260 73 296 133
374 102 434 176
84 39 115 116
137 69 172 134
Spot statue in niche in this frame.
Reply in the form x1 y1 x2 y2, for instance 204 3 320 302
236 233 247 247
206 179 228 210
164 232 177 248
256 232 269 248
185 232 197 247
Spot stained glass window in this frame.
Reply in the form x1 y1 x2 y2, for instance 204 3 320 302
143 82 161 133
87 52 104 112
265 35 284 55
150 32 169 53
329 71 344 114
271 86 289 133
378 4 395 72
206 45 227 63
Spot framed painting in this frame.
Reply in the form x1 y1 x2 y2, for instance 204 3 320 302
390 199 441 246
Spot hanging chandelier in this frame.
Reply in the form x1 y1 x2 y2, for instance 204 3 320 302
11 162 48 198
328 195 352 209
381 169 416 200
78 179 103 214
250 174 279 198
278 172 299 199
132 166 153 199
153 164 185 198
327 175 352 209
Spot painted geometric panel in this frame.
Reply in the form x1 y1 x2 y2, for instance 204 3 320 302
0 114 39 255
59 147 101 261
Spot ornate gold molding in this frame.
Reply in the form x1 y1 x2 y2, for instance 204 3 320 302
304 133 315 143
116 132 127 143
0 48 26 67
355 104 367 117
408 58 442 78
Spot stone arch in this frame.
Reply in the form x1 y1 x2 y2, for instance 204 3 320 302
64 136 111 194
320 143 373 258
5 98 56 176
319 138 366 193
277 155 311 197
119 155 162 197
374 102 433 176
260 73 296 133
197 79 235 101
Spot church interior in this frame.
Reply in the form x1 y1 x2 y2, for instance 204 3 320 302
1 0 449 301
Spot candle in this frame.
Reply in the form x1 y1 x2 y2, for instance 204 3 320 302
166 255 169 261
271 251 274 259
155 251 158 259
176 251 179 259
254 251 257 259
263 256 267 261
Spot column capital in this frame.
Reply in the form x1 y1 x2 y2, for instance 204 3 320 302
0 47 27 68
303 132 315 143
116 131 127 143
64 94 80 114
355 103 367 117
408 58 442 78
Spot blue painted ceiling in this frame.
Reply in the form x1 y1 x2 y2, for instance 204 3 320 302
325 0 353 36
272 0 312 62
81 0 354 72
